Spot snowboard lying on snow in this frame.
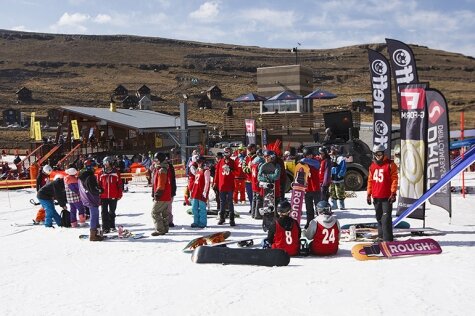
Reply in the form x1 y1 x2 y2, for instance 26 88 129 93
191 246 290 266
340 221 410 229
183 231 231 253
351 238 442 261
79 231 147 240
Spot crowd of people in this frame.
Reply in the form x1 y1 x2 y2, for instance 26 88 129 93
31 143 398 257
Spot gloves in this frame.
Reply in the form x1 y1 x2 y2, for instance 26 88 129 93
154 190 163 200
367 194 372 205
388 193 397 203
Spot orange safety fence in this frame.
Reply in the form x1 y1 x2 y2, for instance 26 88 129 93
1 163 187 189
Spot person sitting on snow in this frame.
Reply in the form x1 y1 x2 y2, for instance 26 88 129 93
303 200 340 256
265 199 301 256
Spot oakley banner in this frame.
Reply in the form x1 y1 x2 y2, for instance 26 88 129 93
368 49 392 157
396 83 428 220
426 88 451 216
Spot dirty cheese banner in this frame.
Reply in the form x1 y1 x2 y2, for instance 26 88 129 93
244 119 256 146
368 49 392 157
426 88 451 216
396 83 427 219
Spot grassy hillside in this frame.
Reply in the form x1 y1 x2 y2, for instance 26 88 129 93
0 30 474 145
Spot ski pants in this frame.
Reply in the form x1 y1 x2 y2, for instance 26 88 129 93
191 198 207 227
305 191 320 224
373 198 393 241
233 179 246 203
38 198 61 227
251 191 263 219
320 185 330 202
167 196 174 224
69 201 85 224
245 181 253 208
101 198 118 230
88 206 100 230
219 191 234 219
151 201 169 234
330 181 346 201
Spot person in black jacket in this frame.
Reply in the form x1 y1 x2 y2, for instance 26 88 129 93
167 156 177 227
37 176 68 227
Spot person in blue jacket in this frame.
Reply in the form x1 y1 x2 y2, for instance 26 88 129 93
329 145 347 210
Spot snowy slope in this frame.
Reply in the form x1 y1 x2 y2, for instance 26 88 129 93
1 174 475 316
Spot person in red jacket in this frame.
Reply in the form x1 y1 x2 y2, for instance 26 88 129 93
98 156 123 233
151 152 172 236
266 199 301 256
190 156 211 228
214 147 238 226
301 147 321 229
318 147 332 202
303 201 340 256
233 146 247 204
367 144 399 241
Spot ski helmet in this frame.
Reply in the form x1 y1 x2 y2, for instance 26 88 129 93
42 164 52 175
316 201 332 215
103 156 113 165
319 147 328 155
153 152 166 162
277 199 291 214
372 144 385 154
302 147 314 156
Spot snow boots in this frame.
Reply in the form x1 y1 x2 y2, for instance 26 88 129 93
331 200 338 210
89 228 103 241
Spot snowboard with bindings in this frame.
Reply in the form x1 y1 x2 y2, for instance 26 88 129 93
79 230 147 240
258 162 277 232
206 236 258 248
289 163 309 224
341 221 410 229
351 238 442 260
183 231 231 253
341 227 444 240
191 246 290 266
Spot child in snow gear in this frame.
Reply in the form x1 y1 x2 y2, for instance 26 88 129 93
37 175 68 227
329 145 347 210
34 164 52 224
303 201 340 256
64 167 86 227
151 152 172 236
98 156 123 233
265 199 301 256
367 144 398 242
190 156 211 228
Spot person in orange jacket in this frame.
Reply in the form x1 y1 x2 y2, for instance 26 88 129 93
367 144 399 241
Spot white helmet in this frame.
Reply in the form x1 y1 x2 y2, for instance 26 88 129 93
42 165 52 175
372 144 385 153
65 168 78 176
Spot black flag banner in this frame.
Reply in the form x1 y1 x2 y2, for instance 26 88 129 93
368 49 392 157
396 83 428 220
426 89 451 216
386 38 419 99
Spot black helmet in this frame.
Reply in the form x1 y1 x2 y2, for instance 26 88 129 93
277 199 291 214
256 149 263 157
153 152 166 162
316 201 332 215
319 147 328 155
302 147 314 156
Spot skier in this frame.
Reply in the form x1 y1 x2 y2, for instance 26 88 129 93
97 156 123 233
190 156 211 228
318 147 332 202
64 167 86 227
150 152 172 236
303 201 340 256
79 159 104 241
37 175 68 228
300 147 321 229
214 147 238 226
329 145 347 210
367 144 398 242
265 199 301 256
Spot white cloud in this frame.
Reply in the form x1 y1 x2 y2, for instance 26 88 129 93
189 1 220 21
57 12 90 27
239 9 296 28
94 14 112 24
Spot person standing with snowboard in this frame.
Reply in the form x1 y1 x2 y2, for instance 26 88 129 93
303 201 340 256
367 144 398 242
190 156 211 228
98 156 123 233
265 199 301 256
318 147 332 202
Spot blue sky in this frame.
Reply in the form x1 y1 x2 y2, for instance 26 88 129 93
1 0 474 57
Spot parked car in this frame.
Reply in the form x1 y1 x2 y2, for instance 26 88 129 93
284 139 373 191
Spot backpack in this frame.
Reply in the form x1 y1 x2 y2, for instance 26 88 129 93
61 209 71 227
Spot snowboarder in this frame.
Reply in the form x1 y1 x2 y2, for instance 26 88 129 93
303 201 340 256
150 152 172 236
37 175 68 228
79 159 104 241
367 144 398 242
98 156 123 233
329 145 347 210
265 199 301 256
214 147 238 226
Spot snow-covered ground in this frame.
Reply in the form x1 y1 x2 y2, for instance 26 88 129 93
1 173 475 316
